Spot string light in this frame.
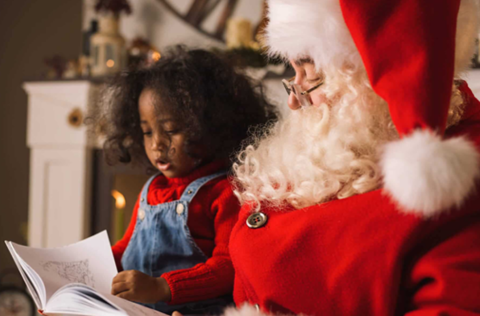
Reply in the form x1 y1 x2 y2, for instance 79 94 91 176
152 51 161 62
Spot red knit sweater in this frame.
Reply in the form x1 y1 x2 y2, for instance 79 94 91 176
111 161 239 305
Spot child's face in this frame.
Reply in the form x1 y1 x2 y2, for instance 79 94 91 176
138 88 202 178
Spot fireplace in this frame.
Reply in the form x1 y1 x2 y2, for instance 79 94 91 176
90 149 149 243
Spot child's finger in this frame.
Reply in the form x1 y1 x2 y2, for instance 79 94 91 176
111 281 130 295
172 312 184 316
116 290 135 301
112 271 129 283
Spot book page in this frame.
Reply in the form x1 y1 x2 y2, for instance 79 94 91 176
9 231 117 303
106 294 169 316
45 283 124 316
45 284 168 316
5 242 43 309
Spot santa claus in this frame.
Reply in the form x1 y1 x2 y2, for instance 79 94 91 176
222 0 480 315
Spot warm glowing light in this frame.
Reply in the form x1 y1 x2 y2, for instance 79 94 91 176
152 51 161 61
111 190 126 209
106 59 115 68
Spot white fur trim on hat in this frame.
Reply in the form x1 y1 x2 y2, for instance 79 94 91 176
265 0 359 69
381 130 480 217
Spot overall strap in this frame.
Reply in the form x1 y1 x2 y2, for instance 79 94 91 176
140 173 160 203
179 170 229 203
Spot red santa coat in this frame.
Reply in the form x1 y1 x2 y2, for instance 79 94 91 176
229 82 480 316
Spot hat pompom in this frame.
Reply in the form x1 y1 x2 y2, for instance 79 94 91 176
381 129 480 217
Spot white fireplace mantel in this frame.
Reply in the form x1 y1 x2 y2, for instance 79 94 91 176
23 80 99 248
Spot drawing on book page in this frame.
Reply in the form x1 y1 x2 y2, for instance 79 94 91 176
41 259 95 287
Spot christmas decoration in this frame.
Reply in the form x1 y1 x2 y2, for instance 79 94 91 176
90 0 131 76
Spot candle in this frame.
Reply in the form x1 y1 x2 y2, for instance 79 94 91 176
111 190 126 242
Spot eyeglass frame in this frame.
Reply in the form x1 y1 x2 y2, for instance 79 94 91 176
282 77 324 107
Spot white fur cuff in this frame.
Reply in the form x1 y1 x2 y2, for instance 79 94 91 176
381 130 480 217
223 305 267 316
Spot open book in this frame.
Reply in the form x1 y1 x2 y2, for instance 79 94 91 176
5 231 166 316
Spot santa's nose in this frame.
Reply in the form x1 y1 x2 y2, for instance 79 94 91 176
288 92 302 110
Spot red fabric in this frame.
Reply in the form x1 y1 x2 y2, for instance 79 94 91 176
339 0 460 136
230 84 480 315
112 160 240 305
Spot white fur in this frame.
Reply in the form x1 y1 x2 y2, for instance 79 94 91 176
223 304 298 316
234 77 472 215
223 305 269 316
381 130 480 217
265 0 479 74
234 70 397 210
265 0 361 71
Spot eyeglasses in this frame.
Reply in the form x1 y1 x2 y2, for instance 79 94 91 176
282 77 324 107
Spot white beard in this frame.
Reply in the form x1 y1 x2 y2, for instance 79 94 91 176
234 74 467 211
233 72 399 210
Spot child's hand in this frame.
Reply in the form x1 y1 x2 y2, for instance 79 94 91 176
111 270 171 304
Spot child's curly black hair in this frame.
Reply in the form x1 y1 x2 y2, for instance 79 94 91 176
98 46 277 172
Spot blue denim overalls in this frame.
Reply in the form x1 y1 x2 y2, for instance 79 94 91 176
121 170 231 314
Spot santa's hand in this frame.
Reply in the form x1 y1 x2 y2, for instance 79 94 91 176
111 270 171 304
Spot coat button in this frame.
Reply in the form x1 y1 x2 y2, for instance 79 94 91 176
176 203 185 215
246 212 267 229
138 209 145 221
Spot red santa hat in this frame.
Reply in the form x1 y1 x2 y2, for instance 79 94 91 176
265 0 480 217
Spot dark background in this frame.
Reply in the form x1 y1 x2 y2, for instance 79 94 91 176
0 0 82 272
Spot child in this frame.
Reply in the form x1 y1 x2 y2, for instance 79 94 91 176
99 46 276 315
